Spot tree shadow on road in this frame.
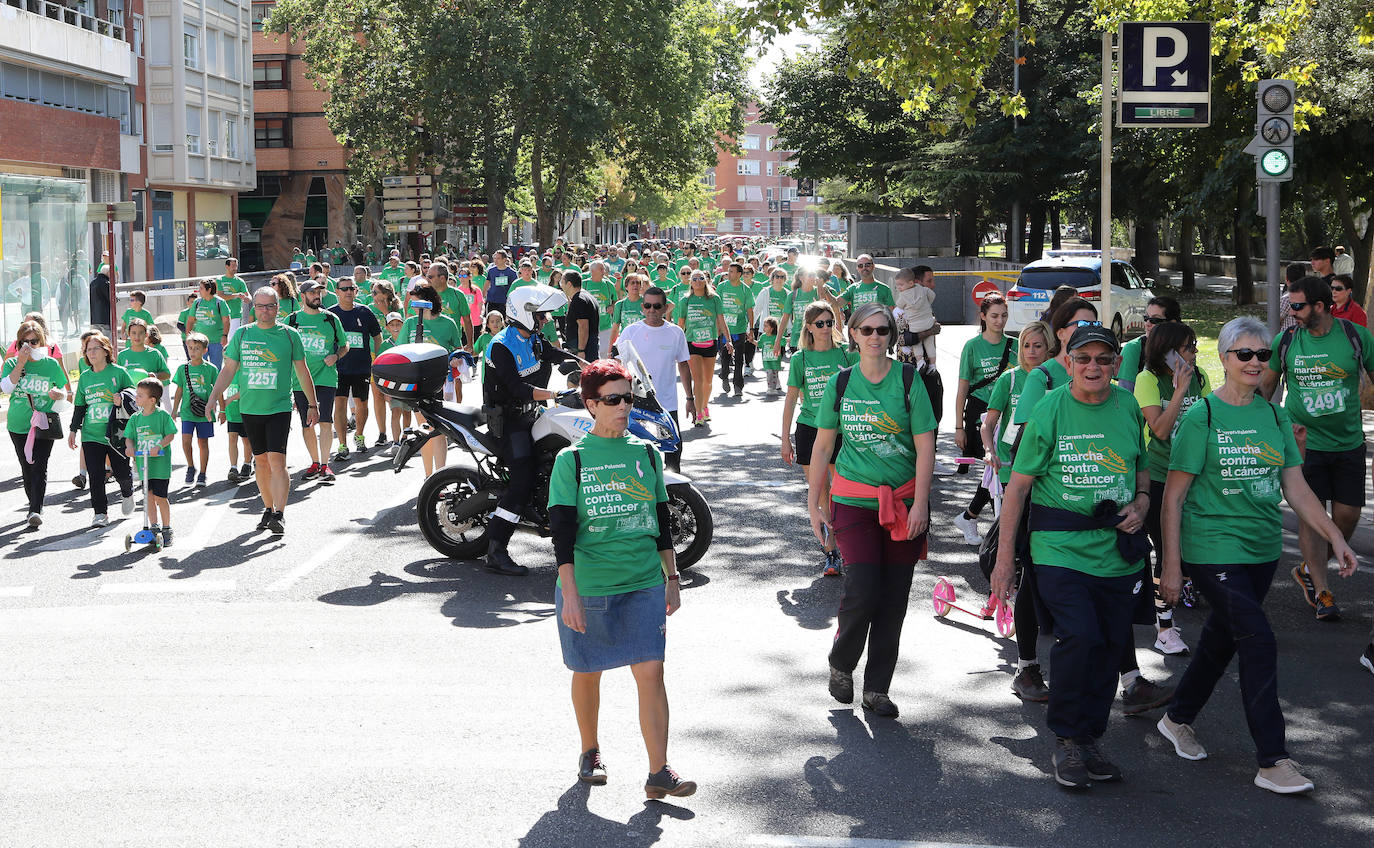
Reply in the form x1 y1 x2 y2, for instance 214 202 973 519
317 560 560 628
517 781 693 848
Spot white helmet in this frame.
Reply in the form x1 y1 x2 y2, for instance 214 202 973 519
506 283 567 332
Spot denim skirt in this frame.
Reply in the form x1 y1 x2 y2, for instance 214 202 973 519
555 584 667 673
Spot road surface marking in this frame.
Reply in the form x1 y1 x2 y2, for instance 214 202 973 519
265 485 414 592
0 586 35 597
98 580 237 594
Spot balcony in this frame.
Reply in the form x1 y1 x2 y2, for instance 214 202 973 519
0 0 132 82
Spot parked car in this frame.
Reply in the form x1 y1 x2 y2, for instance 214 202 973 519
1005 251 1153 340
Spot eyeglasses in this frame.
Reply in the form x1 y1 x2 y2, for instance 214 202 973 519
1144 315 1168 325
593 392 634 406
337 285 357 291
1225 347 1273 362
1070 320 1103 328
1288 301 1309 311
812 319 835 328
1071 354 1117 366
855 325 891 337
254 303 280 310
642 302 666 310
857 262 874 268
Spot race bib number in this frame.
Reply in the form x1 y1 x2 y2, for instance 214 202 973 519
1301 387 1347 417
302 333 328 355
246 368 279 390
17 374 50 396
90 404 112 423
346 331 364 349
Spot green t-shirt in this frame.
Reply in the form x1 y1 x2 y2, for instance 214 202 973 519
292 251 306 265
436 287 471 331
678 293 724 344
320 290 340 310
226 323 306 415
958 334 1013 404
399 314 463 352
75 363 133 444
173 360 221 423
1011 357 1070 426
121 307 154 329
288 310 346 389
1116 334 1146 386
223 376 243 424
473 332 494 358
584 279 618 331
1133 367 1211 482
189 296 231 343
815 361 938 510
783 288 825 347
986 367 1030 484
614 297 642 329
547 434 668 597
3 356 68 435
1012 385 1147 577
1268 322 1374 452
759 334 782 371
178 306 194 334
116 346 169 381
128 407 177 480
276 296 301 324
787 346 856 427
1170 394 1302 564
217 274 251 319
717 282 752 335
842 281 896 310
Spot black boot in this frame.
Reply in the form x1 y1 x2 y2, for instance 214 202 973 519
485 517 528 576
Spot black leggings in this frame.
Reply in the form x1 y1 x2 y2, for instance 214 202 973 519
1144 477 1176 627
82 440 133 515
9 430 53 514
719 333 752 389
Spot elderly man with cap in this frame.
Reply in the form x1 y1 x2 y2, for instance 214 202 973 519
991 324 1151 790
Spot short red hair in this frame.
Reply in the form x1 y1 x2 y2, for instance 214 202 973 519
580 358 632 406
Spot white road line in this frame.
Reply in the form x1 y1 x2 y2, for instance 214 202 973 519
98 580 237 594
748 837 1022 848
265 485 415 592
0 586 35 597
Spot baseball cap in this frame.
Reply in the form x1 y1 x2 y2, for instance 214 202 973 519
385 312 403 324
298 280 325 293
1066 324 1119 354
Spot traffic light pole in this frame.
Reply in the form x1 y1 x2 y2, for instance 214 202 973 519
1100 31 1113 327
1263 182 1281 334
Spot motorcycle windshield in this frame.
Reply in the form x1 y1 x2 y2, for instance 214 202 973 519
617 339 657 399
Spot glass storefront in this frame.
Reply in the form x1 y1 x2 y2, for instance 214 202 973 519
0 173 91 353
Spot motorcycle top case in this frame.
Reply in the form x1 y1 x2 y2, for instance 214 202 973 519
372 343 449 401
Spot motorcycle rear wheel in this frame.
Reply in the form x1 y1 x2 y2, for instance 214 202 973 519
418 466 494 560
667 483 713 570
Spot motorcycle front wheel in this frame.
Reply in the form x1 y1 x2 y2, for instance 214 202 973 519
666 483 713 570
417 466 496 560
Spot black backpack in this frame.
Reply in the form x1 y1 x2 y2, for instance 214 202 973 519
1274 318 1366 380
105 386 139 445
831 361 919 416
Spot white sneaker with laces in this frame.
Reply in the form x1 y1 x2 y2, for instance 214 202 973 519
1154 626 1190 655
952 512 982 545
1255 758 1314 794
121 494 136 516
27 512 41 528
92 514 108 527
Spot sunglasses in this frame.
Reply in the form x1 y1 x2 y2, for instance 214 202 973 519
1332 286 1347 292
20 338 39 345
857 262 874 268
855 325 891 337
642 302 666 310
1071 320 1103 328
1144 315 1169 325
1226 347 1273 362
1288 301 1309 311
337 285 357 291
1071 354 1116 366
812 319 835 328
594 392 634 406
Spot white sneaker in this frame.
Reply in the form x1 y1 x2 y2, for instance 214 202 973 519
121 494 136 516
1255 759 1314 794
92 514 108 527
1154 626 1190 655
952 512 982 545
26 512 41 528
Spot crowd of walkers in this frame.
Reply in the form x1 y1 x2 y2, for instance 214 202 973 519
4 239 1373 798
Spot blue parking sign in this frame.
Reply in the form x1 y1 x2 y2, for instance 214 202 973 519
1118 22 1212 127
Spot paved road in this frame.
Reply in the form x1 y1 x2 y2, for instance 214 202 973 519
2 328 1372 848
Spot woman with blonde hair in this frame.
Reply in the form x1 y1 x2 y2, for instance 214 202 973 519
2 320 72 527
675 269 732 425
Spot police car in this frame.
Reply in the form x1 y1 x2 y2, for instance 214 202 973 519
1005 251 1154 339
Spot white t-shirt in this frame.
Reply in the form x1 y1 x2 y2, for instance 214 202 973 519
617 320 689 413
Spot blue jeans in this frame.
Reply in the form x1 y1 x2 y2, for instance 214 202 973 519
206 342 224 368
1036 564 1141 740
1167 560 1287 767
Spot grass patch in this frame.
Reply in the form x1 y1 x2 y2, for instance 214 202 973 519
1166 289 1267 385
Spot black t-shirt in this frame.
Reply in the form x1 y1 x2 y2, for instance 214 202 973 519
562 290 601 361
329 304 382 375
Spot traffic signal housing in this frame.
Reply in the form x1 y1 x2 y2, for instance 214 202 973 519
1255 79 1295 182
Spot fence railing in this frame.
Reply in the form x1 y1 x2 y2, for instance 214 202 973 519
6 0 125 41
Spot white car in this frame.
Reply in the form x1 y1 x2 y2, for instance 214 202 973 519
1004 252 1154 339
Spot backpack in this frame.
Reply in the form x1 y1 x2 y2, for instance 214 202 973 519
288 309 344 351
1007 364 1055 463
1275 318 1365 379
105 386 139 445
181 364 207 419
832 361 919 416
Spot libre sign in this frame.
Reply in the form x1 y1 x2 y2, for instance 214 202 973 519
1118 21 1212 128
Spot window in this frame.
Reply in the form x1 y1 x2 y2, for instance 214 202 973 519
741 134 760 150
184 27 200 70
737 159 760 176
766 136 777 151
207 110 220 156
225 117 238 157
255 116 289 147
251 2 275 31
131 14 143 57
766 161 775 176
205 27 218 74
736 185 762 203
186 105 201 154
253 60 286 89
151 103 172 151
765 187 774 202
784 186 798 202
149 18 170 65
223 33 239 80
109 86 131 133
701 168 715 188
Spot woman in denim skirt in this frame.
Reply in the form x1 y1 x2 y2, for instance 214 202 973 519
549 358 694 800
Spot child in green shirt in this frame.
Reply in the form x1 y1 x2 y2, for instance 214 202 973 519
172 334 220 488
120 291 154 340
125 377 178 546
759 317 783 395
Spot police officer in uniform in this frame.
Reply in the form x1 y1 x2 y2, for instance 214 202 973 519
482 284 575 575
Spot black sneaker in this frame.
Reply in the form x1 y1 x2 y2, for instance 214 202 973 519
227 467 242 484
1053 736 1091 789
161 526 174 548
1012 665 1050 702
256 508 273 531
240 463 252 479
485 548 529 576
268 511 285 535
1292 563 1318 609
347 416 357 432
375 434 390 448
1122 676 1174 716
828 666 854 704
1077 737 1123 782
578 748 607 785
861 691 899 717
644 765 696 800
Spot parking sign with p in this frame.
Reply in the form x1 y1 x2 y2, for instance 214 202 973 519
1118 22 1212 128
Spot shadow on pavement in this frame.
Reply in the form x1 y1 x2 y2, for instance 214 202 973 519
517 781 693 848
317 562 560 628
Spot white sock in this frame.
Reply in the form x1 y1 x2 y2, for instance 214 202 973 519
1121 668 1142 687
1017 658 1038 670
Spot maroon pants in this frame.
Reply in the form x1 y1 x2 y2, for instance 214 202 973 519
828 501 926 694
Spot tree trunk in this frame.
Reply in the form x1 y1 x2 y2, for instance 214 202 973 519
1179 215 1196 293
1234 182 1254 305
1302 183 1328 252
1026 203 1046 261
1090 213 1101 251
1134 219 1160 282
1332 174 1372 304
1049 204 1062 251
955 195 979 256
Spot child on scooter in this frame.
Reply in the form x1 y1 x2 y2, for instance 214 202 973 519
125 377 177 547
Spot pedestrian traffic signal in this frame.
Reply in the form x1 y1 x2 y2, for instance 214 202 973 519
1254 79 1294 182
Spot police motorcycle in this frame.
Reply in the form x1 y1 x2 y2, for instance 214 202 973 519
371 298 713 569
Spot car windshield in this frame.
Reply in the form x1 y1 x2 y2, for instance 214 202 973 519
1017 267 1099 291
